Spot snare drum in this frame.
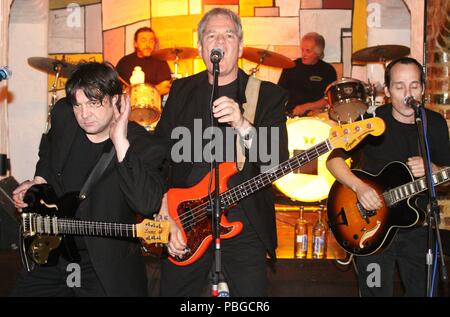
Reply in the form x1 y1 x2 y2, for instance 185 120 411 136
128 84 161 131
326 78 368 122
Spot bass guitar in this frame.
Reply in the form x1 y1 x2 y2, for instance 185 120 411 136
20 184 169 271
327 161 450 256
167 117 385 266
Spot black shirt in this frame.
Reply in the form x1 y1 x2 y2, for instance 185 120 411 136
62 129 112 250
278 58 337 113
352 104 450 173
116 52 172 86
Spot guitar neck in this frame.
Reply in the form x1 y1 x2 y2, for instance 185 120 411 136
221 139 332 208
386 167 450 206
22 214 137 238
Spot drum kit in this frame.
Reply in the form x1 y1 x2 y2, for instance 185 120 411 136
262 44 410 203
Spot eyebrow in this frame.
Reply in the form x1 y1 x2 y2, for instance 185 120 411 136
391 80 421 85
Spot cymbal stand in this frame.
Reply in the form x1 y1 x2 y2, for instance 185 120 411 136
46 63 62 134
172 49 181 80
249 51 268 78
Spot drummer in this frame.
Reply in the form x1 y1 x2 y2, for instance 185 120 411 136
116 27 172 96
278 32 337 117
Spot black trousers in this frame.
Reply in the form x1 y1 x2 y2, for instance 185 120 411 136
355 227 428 297
160 214 268 297
10 250 106 297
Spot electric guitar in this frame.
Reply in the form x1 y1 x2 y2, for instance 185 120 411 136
167 117 385 266
327 161 450 256
19 184 169 271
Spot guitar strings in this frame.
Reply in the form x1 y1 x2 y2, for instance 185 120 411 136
174 141 331 228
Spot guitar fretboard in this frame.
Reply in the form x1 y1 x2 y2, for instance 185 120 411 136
384 167 450 206
220 139 332 208
22 214 137 238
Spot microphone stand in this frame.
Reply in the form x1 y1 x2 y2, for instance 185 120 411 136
209 58 223 297
413 103 447 297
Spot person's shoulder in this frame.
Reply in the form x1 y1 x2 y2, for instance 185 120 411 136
171 71 206 90
373 104 391 117
53 97 73 115
249 76 288 101
425 107 448 124
117 52 136 63
320 59 337 71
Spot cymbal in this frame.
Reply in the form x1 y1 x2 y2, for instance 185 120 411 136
152 47 198 61
28 57 76 77
242 47 295 68
352 45 410 63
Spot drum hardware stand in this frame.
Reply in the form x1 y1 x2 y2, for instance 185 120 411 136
366 79 378 115
248 45 271 78
172 49 182 80
46 62 64 134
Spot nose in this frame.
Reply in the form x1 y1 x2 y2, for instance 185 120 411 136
80 105 92 119
216 33 226 45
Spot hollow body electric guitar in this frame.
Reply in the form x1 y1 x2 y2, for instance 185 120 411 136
167 117 386 266
327 161 450 256
20 184 169 271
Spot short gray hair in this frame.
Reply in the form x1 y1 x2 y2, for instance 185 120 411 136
197 8 243 44
302 32 325 59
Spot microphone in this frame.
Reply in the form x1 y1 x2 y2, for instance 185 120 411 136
403 95 421 110
0 66 11 82
210 48 224 63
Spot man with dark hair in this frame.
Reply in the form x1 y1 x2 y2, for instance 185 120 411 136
326 57 450 296
278 32 337 117
12 62 166 296
116 27 172 96
155 7 288 297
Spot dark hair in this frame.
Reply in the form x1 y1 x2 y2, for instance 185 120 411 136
134 27 155 42
197 8 243 43
65 62 122 108
385 57 425 88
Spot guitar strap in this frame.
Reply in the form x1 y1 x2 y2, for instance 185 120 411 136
79 142 116 201
236 76 261 171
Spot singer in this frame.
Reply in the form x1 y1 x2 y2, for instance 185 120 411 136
327 57 450 296
154 8 288 296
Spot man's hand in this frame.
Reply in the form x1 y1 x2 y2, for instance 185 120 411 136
12 176 47 210
110 95 131 162
407 156 426 178
354 181 383 211
212 96 250 130
158 193 188 258
155 80 172 96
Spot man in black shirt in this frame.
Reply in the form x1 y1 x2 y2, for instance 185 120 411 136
12 62 166 296
155 8 288 296
116 27 172 96
278 32 337 116
327 57 450 296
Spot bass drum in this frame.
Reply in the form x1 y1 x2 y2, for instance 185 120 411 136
274 116 340 202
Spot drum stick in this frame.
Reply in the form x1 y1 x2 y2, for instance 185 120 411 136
118 75 130 88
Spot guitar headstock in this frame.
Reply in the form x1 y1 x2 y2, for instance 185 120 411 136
136 218 170 245
329 117 385 151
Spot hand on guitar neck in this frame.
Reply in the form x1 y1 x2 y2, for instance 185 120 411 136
290 98 328 117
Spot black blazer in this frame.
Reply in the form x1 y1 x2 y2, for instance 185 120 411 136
35 98 166 296
155 69 289 258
